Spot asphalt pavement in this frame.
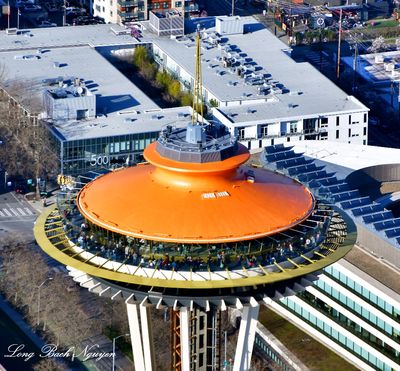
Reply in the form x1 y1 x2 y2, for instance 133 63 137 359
0 192 37 239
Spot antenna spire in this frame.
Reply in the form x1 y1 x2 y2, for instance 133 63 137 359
192 24 204 126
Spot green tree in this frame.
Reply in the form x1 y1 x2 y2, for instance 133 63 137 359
180 92 193 107
156 70 173 89
133 45 151 69
209 98 219 108
168 80 181 100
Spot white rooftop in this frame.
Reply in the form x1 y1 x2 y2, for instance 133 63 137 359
50 106 195 141
214 94 365 126
141 16 367 115
0 45 157 114
0 24 139 51
0 19 368 140
343 50 400 84
292 140 400 177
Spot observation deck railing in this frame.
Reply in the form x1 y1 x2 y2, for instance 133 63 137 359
54 190 342 274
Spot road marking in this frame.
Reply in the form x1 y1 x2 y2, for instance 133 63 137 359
17 208 26 216
10 208 20 217
3 209 12 217
24 208 34 215
0 210 4 217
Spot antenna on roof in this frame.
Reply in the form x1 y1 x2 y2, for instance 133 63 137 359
192 24 204 126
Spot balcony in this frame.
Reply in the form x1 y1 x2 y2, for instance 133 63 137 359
118 0 139 6
117 10 144 19
239 128 321 142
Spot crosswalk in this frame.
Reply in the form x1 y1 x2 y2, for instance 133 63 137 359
0 207 35 218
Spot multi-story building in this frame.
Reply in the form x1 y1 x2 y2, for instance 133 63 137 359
151 16 369 149
93 0 192 25
0 18 368 175
260 140 400 370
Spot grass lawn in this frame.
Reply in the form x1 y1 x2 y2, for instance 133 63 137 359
259 306 358 371
367 19 399 28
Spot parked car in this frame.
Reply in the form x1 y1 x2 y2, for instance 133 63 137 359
22 4 42 12
38 20 57 27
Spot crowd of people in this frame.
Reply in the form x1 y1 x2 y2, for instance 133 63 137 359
56 193 332 272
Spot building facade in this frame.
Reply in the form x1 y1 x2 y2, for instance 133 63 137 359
54 129 159 175
266 259 400 370
93 0 189 25
212 105 368 150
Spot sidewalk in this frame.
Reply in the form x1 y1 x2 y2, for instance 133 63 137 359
26 193 58 215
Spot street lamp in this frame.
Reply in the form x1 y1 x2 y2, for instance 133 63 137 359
37 277 53 326
112 333 130 371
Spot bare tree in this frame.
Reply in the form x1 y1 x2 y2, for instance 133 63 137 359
0 79 58 197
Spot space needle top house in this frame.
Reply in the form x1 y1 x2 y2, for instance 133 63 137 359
34 26 356 371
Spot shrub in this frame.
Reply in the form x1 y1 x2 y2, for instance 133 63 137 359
133 46 151 69
180 92 193 107
167 80 182 100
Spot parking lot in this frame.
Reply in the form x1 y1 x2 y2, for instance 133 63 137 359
1 0 104 29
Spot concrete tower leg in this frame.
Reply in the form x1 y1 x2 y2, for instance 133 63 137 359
232 299 260 371
180 307 191 371
126 302 155 371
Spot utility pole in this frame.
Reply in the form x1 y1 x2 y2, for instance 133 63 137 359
232 0 235 16
352 41 358 92
336 8 343 80
7 0 10 29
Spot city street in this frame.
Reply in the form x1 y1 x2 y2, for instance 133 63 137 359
0 192 37 238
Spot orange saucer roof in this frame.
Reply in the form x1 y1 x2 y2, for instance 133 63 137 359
77 142 315 244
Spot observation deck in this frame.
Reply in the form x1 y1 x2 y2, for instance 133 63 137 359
34 122 356 299
76 123 315 244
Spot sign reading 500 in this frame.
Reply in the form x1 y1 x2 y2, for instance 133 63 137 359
89 155 109 166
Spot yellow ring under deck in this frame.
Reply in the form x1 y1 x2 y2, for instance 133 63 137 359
34 204 356 290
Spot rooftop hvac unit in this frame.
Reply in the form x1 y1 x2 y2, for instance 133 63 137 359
374 55 384 64
385 62 395 72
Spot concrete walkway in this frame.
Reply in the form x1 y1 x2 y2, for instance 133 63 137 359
256 321 309 371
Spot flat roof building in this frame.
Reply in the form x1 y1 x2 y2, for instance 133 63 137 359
0 18 369 175
145 17 369 148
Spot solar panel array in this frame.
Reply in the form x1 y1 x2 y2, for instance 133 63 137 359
261 144 400 247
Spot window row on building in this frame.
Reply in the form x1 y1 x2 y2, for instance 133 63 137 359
265 260 400 371
56 131 159 175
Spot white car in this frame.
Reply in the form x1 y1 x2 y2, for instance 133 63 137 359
38 20 57 27
22 4 42 11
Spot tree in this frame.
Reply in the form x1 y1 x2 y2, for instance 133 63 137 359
180 92 193 107
141 62 158 81
209 98 219 108
0 80 59 198
156 70 173 89
167 80 182 100
133 46 151 69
